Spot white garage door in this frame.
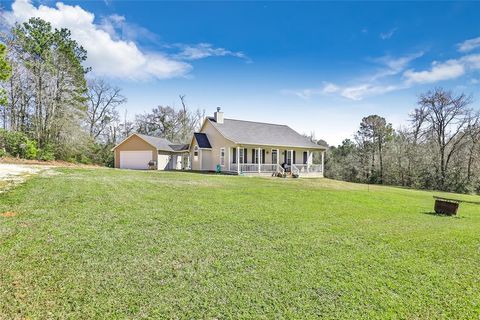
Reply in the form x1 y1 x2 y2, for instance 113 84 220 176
119 151 153 170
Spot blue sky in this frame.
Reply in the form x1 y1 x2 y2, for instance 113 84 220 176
2 1 480 145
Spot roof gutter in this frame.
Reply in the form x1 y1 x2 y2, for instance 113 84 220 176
236 142 327 150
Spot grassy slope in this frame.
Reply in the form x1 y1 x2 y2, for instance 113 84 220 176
0 168 479 319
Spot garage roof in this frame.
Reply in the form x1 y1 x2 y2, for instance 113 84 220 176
169 144 190 151
112 133 189 153
137 134 176 152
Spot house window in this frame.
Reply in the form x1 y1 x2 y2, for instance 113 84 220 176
303 151 308 164
286 150 292 165
252 149 264 164
233 148 247 164
193 145 199 159
220 148 225 166
272 149 278 164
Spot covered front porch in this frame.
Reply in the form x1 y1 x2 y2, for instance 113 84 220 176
227 146 324 177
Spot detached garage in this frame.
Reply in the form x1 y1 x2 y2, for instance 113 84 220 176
112 133 189 170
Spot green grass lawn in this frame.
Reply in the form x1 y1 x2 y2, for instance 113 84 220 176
1 168 480 319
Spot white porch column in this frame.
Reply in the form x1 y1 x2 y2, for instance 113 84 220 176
321 151 325 177
290 150 293 165
258 148 261 173
307 150 310 173
237 147 240 174
277 149 280 166
228 147 231 171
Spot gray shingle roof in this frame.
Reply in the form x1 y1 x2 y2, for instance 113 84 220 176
170 144 190 151
207 117 326 149
137 134 188 152
193 133 212 148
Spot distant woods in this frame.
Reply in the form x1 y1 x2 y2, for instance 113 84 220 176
0 17 203 165
325 88 480 194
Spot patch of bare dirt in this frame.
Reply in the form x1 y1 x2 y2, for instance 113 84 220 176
0 163 51 193
1 211 17 217
0 156 101 168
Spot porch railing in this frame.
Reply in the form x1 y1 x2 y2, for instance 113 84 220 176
230 163 323 174
230 163 284 173
259 164 279 172
308 164 323 173
277 164 285 175
291 164 300 175
291 164 323 173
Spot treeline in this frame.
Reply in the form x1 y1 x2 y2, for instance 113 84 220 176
325 88 480 194
0 18 202 166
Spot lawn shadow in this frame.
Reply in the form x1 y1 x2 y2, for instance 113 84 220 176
422 211 464 218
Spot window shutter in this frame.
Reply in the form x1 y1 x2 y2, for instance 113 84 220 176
303 151 308 164
293 151 296 164
233 148 236 164
284 151 287 164
252 149 255 163
262 149 266 164
244 148 247 163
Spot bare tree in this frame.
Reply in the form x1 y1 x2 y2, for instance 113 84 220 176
465 113 480 185
135 96 204 143
86 78 126 140
416 88 473 189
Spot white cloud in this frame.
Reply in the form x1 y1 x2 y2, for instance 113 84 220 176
283 52 420 101
404 60 465 84
403 54 480 84
322 82 340 94
281 88 321 100
380 28 397 40
175 43 249 61
2 0 191 80
99 14 161 44
369 51 424 80
2 0 248 80
341 84 401 101
457 36 480 53
282 82 401 101
462 54 480 69
281 82 339 100
375 52 424 73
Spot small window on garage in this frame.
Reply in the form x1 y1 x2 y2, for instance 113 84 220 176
220 148 225 166
194 145 199 159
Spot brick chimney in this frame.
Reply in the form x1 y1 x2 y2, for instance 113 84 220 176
214 107 224 124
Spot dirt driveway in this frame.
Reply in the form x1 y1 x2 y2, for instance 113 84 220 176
0 163 49 191
0 163 48 179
